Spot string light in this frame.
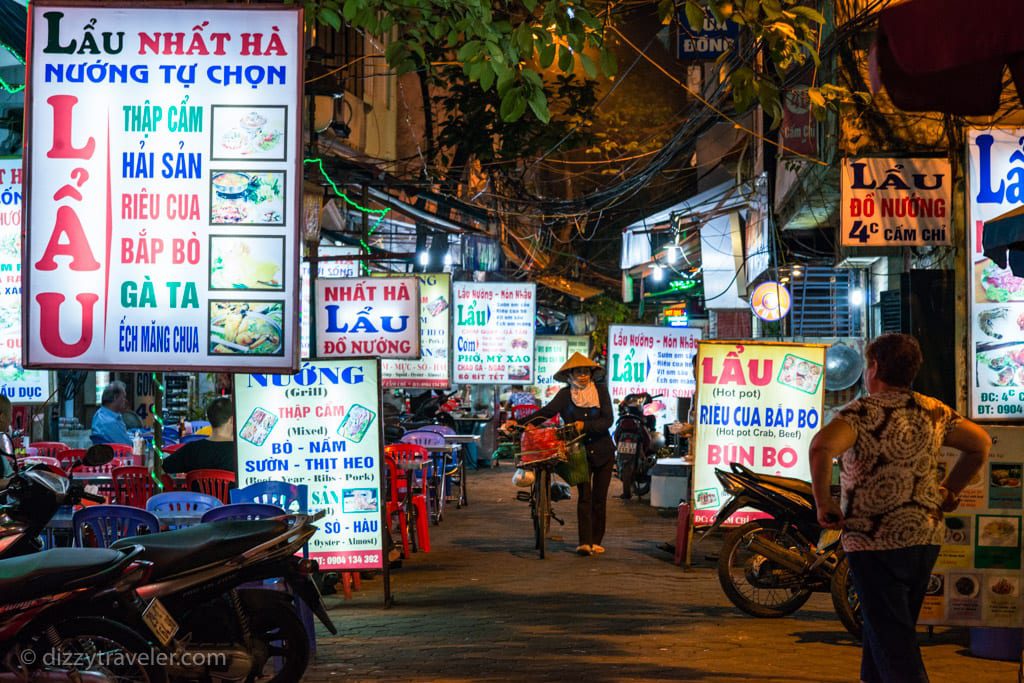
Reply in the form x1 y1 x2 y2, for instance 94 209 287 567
304 157 389 274
150 372 165 490
0 40 25 93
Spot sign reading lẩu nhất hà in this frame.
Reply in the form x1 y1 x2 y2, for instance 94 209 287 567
315 277 420 359
25 4 301 371
235 359 384 570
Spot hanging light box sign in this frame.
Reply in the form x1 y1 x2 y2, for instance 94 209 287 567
315 277 420 358
24 4 303 372
750 282 791 322
452 282 536 384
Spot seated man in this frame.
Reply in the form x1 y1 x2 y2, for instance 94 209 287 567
162 396 235 474
90 381 133 445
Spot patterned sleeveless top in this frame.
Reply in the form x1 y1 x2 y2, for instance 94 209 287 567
835 391 961 552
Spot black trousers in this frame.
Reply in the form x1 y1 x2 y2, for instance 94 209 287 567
847 544 941 683
576 458 614 546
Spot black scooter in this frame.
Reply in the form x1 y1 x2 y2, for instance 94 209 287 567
613 393 662 498
702 462 862 638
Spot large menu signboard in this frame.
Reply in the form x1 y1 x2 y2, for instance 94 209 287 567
452 282 536 384
25 4 301 371
315 277 420 359
381 273 451 389
0 160 50 403
235 359 384 570
691 340 826 526
607 325 701 431
921 426 1024 627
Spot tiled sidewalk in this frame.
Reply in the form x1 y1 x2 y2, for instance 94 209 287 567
305 467 1017 682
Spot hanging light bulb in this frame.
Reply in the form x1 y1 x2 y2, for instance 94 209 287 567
850 288 865 307
667 245 679 264
443 253 453 267
652 265 664 281
418 251 429 267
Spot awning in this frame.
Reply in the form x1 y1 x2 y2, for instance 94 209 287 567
872 0 1024 115
535 275 604 301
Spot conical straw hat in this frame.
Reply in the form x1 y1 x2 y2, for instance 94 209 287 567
553 352 605 383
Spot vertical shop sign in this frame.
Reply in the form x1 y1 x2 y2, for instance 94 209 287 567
25 4 302 371
452 282 536 384
607 325 701 432
841 158 952 247
0 159 50 403
381 272 451 389
967 129 1024 420
676 16 738 61
923 426 1024 627
235 359 384 570
531 337 569 402
315 277 420 359
691 341 826 526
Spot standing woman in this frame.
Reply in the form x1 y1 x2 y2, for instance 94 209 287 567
505 353 615 556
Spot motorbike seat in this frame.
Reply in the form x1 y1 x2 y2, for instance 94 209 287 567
110 519 289 581
754 472 814 498
0 547 125 601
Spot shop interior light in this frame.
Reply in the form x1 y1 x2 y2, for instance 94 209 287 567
652 265 664 281
779 276 790 284
850 288 865 307
443 253 453 267
418 251 429 267
667 246 679 264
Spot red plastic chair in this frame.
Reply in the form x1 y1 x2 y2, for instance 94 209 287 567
61 448 87 469
30 442 69 459
185 469 236 504
383 444 431 558
70 455 121 504
112 466 159 508
17 455 63 470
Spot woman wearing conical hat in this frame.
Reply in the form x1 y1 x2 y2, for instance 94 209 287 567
503 352 615 556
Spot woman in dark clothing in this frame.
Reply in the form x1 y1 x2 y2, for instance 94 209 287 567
504 353 615 556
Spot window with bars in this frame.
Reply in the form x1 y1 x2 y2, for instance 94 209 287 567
788 267 862 337
313 24 366 99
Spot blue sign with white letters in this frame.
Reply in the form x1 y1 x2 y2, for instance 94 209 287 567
676 17 739 61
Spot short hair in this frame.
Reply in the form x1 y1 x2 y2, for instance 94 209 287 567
101 380 127 407
207 396 234 429
866 333 922 388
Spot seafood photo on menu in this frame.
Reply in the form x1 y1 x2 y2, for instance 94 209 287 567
975 345 1024 387
210 171 285 225
978 516 1020 547
209 301 284 356
211 105 287 160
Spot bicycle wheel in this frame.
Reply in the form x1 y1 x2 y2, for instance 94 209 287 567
536 468 550 559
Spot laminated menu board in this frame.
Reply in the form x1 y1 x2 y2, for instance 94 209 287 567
530 335 589 402
0 159 50 403
921 425 1024 627
24 4 301 371
235 359 385 570
380 273 451 389
452 282 536 384
691 340 825 527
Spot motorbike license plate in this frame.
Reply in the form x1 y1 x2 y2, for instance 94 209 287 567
142 598 178 647
617 441 636 455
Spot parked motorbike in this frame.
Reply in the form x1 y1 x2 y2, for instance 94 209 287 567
703 462 862 639
0 445 168 682
0 448 337 682
400 390 459 432
613 393 664 498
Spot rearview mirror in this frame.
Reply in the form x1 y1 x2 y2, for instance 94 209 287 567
83 444 115 467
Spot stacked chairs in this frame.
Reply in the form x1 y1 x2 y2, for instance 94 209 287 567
146 491 222 529
185 469 235 504
383 444 431 558
73 504 159 547
111 466 159 508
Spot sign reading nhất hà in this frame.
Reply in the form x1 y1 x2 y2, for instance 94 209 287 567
841 158 952 247
452 282 536 384
0 159 51 404
25 5 302 372
691 341 826 527
235 359 384 570
315 277 420 359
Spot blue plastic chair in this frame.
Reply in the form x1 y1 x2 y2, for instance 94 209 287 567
73 505 160 548
230 481 308 513
200 503 285 522
146 492 223 529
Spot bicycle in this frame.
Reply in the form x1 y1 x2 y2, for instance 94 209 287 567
506 423 580 559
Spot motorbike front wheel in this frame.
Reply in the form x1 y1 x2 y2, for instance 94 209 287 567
830 556 863 640
717 520 813 618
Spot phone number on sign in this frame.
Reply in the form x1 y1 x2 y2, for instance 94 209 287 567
322 554 379 566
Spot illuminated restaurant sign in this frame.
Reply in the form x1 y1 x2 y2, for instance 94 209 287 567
0 159 50 403
452 282 536 384
24 4 302 371
315 277 420 359
235 359 385 570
